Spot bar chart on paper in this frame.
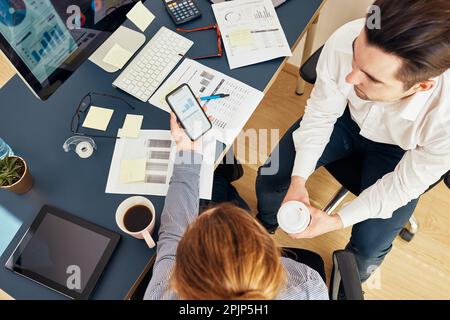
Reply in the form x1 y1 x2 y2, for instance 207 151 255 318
149 59 264 145
106 130 215 199
254 6 272 19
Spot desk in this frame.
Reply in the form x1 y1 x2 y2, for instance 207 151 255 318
0 0 324 299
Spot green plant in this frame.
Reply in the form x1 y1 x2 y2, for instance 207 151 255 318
0 157 25 187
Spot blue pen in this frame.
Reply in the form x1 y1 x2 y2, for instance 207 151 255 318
200 93 230 101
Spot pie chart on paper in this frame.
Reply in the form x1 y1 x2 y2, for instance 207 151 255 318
0 0 27 27
224 11 241 23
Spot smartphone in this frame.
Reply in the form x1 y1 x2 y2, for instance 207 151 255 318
165 84 212 141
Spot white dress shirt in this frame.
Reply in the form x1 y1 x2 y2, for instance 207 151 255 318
292 19 450 228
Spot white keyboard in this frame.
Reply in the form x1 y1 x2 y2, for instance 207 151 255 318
113 27 193 102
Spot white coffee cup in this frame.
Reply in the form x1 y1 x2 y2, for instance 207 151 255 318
115 196 156 248
277 201 311 234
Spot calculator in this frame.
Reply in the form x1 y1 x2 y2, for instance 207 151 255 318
164 0 202 25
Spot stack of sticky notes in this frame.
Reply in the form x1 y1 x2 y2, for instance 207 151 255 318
127 1 155 32
82 106 114 131
119 114 144 138
120 159 146 184
103 44 133 69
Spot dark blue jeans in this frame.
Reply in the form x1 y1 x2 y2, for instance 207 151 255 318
256 108 419 282
200 167 250 212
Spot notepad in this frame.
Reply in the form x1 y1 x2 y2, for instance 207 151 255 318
82 106 114 131
126 1 155 32
102 44 133 69
119 114 144 138
120 159 146 183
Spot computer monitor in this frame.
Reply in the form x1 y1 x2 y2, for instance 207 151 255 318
0 0 144 100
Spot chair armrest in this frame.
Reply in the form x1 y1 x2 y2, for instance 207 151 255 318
330 250 364 300
126 254 156 300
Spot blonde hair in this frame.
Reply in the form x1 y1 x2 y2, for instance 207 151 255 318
171 203 286 300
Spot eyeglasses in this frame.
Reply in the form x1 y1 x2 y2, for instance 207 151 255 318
176 24 223 60
71 92 135 139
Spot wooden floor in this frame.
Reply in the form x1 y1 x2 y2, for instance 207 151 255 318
0 288 13 300
232 66 450 300
0 52 15 89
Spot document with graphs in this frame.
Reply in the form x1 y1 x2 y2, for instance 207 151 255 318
149 59 264 145
106 130 215 199
212 0 292 69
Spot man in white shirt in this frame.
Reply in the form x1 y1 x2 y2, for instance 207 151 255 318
256 0 450 282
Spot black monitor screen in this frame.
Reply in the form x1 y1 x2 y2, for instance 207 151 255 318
0 0 142 100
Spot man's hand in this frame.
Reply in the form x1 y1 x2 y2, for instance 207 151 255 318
282 176 310 206
170 112 199 152
288 206 344 239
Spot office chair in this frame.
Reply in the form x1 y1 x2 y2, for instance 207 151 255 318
128 247 364 300
298 46 450 241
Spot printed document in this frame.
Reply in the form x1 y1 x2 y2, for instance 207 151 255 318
212 0 292 69
148 59 264 145
106 130 215 199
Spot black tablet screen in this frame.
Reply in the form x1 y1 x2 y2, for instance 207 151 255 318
6 206 120 299
16 213 110 293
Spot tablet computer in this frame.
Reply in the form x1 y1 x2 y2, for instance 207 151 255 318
5 205 120 300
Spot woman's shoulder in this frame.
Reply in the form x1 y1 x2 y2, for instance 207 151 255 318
277 257 329 300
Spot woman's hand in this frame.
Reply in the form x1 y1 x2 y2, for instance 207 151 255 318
170 112 199 152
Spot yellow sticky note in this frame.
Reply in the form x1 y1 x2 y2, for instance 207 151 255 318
229 29 252 48
119 114 144 138
120 159 146 183
103 44 133 69
126 1 155 32
82 106 114 131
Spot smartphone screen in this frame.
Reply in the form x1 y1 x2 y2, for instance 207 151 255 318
166 84 212 141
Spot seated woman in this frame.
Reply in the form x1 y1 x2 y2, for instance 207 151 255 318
144 114 328 300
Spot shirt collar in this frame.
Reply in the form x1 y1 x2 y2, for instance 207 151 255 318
399 77 439 121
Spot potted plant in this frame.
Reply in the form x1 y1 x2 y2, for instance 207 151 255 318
0 156 33 194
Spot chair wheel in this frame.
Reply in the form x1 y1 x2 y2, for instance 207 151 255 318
400 228 415 242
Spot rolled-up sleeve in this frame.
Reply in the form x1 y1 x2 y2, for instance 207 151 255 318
339 131 450 227
292 34 348 179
